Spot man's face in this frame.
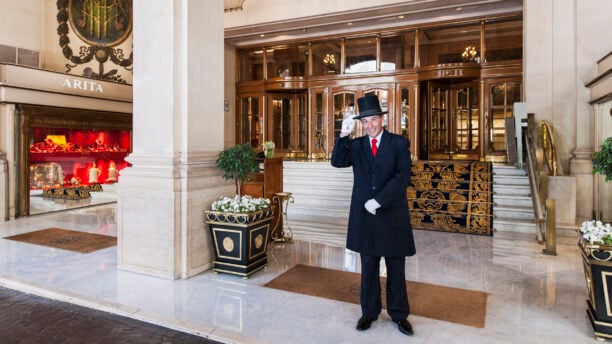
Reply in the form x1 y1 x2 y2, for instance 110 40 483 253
360 115 384 138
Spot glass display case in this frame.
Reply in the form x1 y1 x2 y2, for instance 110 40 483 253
16 104 133 217
28 128 131 189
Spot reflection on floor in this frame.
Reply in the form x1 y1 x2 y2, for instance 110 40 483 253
29 184 118 215
0 204 598 344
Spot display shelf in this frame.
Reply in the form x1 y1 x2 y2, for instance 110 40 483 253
29 151 128 163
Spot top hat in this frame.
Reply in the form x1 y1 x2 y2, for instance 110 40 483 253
354 95 388 119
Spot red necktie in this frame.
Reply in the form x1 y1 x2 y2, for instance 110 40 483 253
371 138 378 157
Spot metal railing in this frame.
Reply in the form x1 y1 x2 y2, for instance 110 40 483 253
524 113 557 255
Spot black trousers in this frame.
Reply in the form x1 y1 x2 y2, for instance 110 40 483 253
360 254 410 321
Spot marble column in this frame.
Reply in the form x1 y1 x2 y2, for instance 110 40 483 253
0 151 7 221
117 0 233 279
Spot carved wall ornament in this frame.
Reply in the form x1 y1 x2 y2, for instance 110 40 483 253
56 0 133 83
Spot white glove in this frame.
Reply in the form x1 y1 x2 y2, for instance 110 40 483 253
364 199 381 215
340 115 356 137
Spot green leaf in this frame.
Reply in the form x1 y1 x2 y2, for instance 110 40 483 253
593 137 612 182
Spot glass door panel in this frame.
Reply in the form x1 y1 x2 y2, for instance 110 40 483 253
428 83 449 158
487 81 521 154
311 90 327 158
332 91 356 140
267 92 309 157
238 96 262 148
296 93 307 152
399 87 410 138
270 95 292 150
451 84 479 159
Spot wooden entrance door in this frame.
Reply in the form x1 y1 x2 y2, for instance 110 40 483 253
425 81 480 160
267 92 308 157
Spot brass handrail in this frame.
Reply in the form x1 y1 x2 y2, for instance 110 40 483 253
524 114 557 255
540 121 558 176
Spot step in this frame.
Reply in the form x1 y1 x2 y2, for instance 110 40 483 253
494 205 535 220
493 194 533 208
494 185 531 197
492 165 528 176
493 175 529 185
494 218 537 234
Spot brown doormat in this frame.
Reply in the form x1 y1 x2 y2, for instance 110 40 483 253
4 228 117 254
264 264 487 328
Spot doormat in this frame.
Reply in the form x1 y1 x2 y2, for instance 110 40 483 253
408 160 494 235
4 228 116 253
264 264 487 328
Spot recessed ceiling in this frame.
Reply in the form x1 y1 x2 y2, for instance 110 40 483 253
225 0 523 47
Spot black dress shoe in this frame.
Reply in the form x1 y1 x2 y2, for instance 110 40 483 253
395 319 413 336
356 315 376 331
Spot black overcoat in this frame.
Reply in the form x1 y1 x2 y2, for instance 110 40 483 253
331 130 416 257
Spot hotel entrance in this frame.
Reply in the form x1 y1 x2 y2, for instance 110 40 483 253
421 80 481 161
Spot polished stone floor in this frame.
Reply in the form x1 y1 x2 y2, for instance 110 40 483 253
0 204 601 344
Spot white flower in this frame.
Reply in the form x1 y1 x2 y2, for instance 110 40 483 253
211 195 271 213
262 141 275 150
580 220 612 245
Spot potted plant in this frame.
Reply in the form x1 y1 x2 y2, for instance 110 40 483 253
205 144 275 279
593 137 612 182
579 219 612 339
215 143 259 195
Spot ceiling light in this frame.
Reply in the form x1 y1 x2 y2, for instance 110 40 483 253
456 7 463 11
347 22 353 26
398 15 405 19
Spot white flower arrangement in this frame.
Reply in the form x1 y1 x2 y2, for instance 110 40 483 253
211 195 271 213
580 220 612 246
262 141 275 150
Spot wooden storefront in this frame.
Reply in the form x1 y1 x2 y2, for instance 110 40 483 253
234 15 523 162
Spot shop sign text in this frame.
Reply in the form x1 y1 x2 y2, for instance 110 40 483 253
62 78 104 93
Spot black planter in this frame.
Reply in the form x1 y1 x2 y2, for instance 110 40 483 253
205 207 274 279
580 238 612 340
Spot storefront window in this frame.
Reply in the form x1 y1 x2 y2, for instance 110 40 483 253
381 33 415 71
237 48 264 81
419 23 481 66
345 36 377 74
485 19 523 62
311 39 341 76
29 128 131 189
266 44 307 79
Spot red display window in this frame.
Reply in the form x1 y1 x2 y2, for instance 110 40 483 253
29 127 131 189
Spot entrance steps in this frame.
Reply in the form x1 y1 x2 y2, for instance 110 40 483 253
492 165 537 235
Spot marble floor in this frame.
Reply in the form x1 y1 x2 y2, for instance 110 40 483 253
0 203 601 344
